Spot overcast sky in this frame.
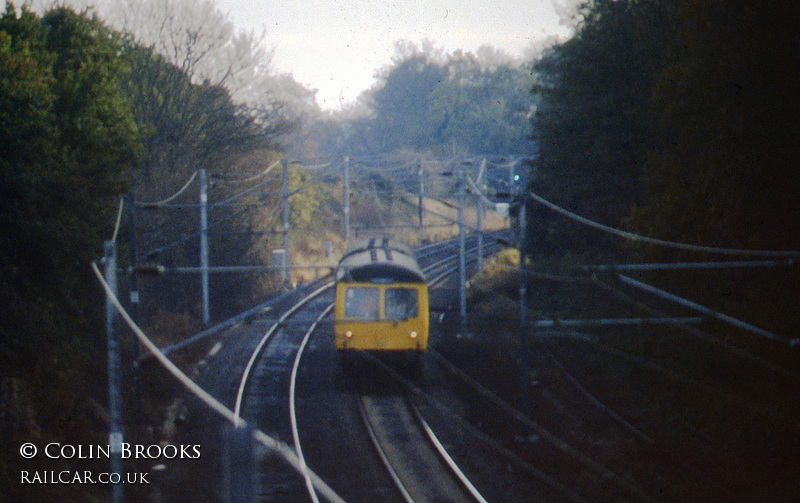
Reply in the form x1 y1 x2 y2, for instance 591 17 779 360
213 0 575 109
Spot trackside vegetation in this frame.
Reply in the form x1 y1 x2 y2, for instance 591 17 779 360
528 0 799 336
1 0 797 500
0 4 289 500
0 5 140 501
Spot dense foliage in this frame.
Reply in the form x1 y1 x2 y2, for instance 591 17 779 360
527 0 799 340
529 0 799 256
324 43 538 158
0 4 298 500
534 0 676 219
0 5 141 500
0 5 140 354
524 4 799 499
632 0 800 253
124 44 276 182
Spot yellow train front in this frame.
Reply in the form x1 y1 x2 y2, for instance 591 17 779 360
334 238 429 366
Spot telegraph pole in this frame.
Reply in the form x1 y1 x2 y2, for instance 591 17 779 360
509 158 516 193
126 192 141 423
458 166 467 331
127 193 139 327
417 160 424 229
104 241 124 503
282 159 290 286
519 200 527 336
476 158 487 273
343 156 350 242
223 424 254 503
199 169 210 324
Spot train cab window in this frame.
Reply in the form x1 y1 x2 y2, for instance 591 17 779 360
345 287 379 320
385 287 418 320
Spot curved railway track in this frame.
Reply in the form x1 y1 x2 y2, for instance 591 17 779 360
183 230 653 503
359 393 485 503
123 216 799 503
215 233 507 502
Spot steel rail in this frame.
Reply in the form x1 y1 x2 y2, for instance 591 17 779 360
233 233 491 421
157 278 330 357
290 303 335 503
427 350 652 502
222 234 500 501
91 261 348 503
233 247 445 501
233 281 334 421
358 394 477 503
358 397 416 503
257 237 479 503
409 402 490 503
348 237 504 503
426 240 505 286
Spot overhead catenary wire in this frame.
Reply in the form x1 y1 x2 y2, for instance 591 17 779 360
541 347 655 445
91 261 347 503
482 278 787 417
238 159 281 183
212 183 284 208
488 256 800 372
617 274 799 349
212 160 307 207
107 151 792 500
416 195 510 235
298 160 341 181
135 157 319 211
296 161 334 171
110 197 125 244
485 158 520 170
466 173 498 207
528 191 800 258
433 236 793 429
589 276 800 378
137 170 199 208
424 350 652 502
135 179 292 262
547 325 786 422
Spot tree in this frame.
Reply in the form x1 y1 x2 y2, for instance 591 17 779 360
16 0 319 133
328 42 537 158
427 49 535 154
100 0 316 130
122 43 276 181
369 53 448 152
0 6 141 499
632 0 800 252
531 0 677 227
525 0 678 260
525 0 800 339
0 4 140 333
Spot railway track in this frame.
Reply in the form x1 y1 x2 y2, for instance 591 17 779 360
221 233 506 502
181 230 651 503
359 393 486 503
138 205 798 503
169 229 659 503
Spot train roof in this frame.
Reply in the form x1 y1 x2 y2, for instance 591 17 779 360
336 237 426 284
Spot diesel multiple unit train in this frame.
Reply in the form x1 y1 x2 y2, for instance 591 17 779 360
333 238 429 366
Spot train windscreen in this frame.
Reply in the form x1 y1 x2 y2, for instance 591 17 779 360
385 287 418 320
345 287 379 320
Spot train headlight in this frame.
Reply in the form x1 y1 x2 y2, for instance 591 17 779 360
345 330 353 339
409 331 418 339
